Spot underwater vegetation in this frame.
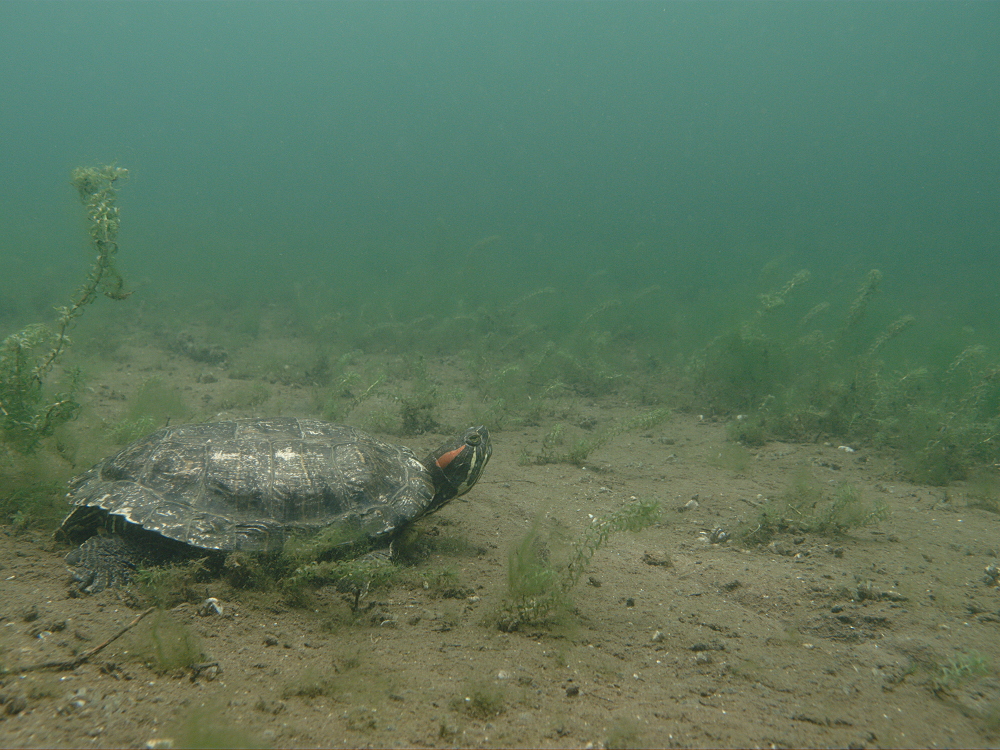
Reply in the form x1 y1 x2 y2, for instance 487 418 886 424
276 244 1000 486
929 649 992 697
0 166 130 527
99 376 191 448
279 654 390 703
0 465 66 531
134 558 213 609
451 679 509 720
279 554 398 612
524 408 671 466
120 609 205 674
498 497 660 631
692 268 907 432
605 717 646 750
737 469 888 546
166 702 269 750
211 520 403 613
71 208 997 491
0 165 130 453
690 267 1000 483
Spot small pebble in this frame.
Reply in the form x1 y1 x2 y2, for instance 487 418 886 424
198 598 224 617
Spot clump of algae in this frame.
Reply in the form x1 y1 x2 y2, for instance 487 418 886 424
1 165 130 452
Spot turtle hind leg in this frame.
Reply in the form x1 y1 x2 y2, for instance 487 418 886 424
67 530 217 595
66 534 145 594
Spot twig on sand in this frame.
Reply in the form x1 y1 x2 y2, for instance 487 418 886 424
5 606 155 674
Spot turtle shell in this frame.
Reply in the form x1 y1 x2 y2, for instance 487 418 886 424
61 417 436 552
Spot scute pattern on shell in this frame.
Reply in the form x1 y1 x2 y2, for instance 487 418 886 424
64 418 434 552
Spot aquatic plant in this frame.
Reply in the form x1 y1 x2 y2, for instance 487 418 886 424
0 165 129 452
216 381 271 412
103 415 158 445
124 376 190 428
124 609 205 674
527 408 670 466
0 468 66 529
930 649 991 696
498 497 660 631
684 266 1000 484
217 520 401 611
452 680 508 719
167 702 269 750
399 359 440 434
135 558 211 608
738 474 888 546
282 664 350 700
282 555 398 612
605 717 645 750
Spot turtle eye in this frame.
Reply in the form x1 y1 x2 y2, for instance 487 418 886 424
466 432 481 446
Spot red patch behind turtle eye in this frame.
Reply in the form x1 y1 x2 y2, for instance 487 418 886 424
436 445 465 470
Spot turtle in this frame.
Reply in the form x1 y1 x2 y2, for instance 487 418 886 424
57 418 491 593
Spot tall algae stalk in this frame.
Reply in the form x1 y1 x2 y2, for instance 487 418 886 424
841 268 882 335
0 165 130 451
498 497 660 631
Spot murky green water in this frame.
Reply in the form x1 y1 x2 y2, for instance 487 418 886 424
2 1 999 480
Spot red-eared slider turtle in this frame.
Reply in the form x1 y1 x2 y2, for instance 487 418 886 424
58 418 491 593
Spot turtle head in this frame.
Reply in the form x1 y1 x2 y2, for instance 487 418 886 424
424 425 491 511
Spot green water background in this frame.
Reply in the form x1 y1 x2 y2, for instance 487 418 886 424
1 2 999 480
